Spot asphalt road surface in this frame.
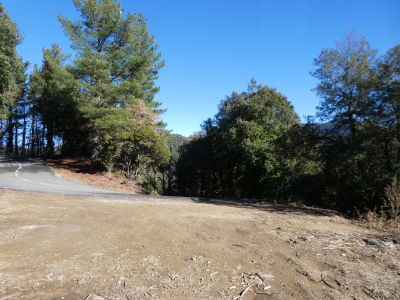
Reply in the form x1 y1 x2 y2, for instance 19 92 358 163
0 155 122 195
0 156 196 202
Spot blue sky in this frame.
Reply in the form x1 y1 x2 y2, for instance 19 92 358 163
2 0 400 136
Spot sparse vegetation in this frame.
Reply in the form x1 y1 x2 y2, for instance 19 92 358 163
384 178 400 222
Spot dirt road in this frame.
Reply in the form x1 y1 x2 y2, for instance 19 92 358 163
0 190 399 299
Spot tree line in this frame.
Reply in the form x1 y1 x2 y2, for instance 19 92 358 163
0 0 170 190
1 1 399 216
174 34 400 216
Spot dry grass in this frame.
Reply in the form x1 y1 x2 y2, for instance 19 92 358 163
385 177 400 222
351 179 400 237
355 208 400 238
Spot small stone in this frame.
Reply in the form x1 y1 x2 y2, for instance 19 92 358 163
118 277 126 287
363 238 380 247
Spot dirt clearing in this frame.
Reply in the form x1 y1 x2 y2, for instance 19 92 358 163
0 190 399 299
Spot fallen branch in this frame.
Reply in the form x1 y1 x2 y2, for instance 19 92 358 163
235 286 252 300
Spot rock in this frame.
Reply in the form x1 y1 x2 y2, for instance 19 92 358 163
363 238 380 246
382 236 400 244
387 263 399 271
298 236 308 242
118 276 126 287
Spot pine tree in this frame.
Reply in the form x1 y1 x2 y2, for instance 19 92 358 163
29 45 80 156
0 3 22 153
59 0 167 171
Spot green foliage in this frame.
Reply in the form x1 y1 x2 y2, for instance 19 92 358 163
0 3 22 122
0 4 26 154
160 133 188 195
59 0 167 171
275 123 322 201
1 0 169 189
86 100 170 183
59 0 164 107
29 45 82 155
3 0 399 217
308 34 400 213
311 32 377 136
176 81 299 199
175 35 400 216
168 134 188 163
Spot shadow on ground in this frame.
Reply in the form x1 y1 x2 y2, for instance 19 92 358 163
189 196 342 218
45 156 98 174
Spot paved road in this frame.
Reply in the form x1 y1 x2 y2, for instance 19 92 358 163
0 156 122 196
0 156 196 202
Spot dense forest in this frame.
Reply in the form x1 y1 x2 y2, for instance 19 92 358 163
1 1 399 218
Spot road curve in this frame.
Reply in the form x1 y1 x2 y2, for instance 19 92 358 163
0 155 123 196
0 156 198 202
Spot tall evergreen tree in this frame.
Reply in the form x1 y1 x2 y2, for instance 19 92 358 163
59 0 166 169
29 45 81 156
0 3 22 153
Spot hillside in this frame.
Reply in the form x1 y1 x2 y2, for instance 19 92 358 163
45 157 144 194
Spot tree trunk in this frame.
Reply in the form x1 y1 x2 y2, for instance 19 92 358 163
46 123 54 156
0 120 3 151
6 109 13 154
30 115 36 157
14 122 18 156
90 130 100 169
161 171 166 195
21 113 27 156
38 124 44 157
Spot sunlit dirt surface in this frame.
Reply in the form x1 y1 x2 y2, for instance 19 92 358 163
0 190 399 299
